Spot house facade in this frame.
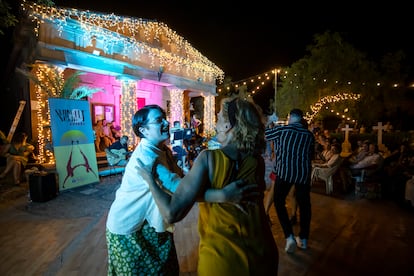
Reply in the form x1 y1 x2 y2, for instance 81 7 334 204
12 1 224 163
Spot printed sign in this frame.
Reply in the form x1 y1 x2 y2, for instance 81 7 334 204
49 98 99 190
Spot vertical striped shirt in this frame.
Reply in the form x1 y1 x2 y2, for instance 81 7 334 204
265 122 315 184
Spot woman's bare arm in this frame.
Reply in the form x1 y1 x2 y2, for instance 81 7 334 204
137 151 257 223
137 151 210 223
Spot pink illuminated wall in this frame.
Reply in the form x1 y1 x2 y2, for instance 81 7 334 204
136 81 166 107
78 72 121 125
78 72 168 126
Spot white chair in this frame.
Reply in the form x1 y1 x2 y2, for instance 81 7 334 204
311 158 343 195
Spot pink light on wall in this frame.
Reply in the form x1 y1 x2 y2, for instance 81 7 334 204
137 98 146 109
80 72 122 126
136 80 165 108
78 74 169 126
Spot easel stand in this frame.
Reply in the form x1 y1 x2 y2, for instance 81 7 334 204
7 100 26 142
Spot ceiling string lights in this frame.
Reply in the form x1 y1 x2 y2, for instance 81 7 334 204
21 0 224 84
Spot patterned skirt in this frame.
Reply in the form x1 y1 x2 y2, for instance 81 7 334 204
106 220 179 276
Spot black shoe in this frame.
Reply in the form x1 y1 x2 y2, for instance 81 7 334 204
290 215 297 225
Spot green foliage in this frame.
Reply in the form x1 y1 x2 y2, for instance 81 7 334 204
68 86 101 99
36 0 55 6
17 65 101 99
0 1 55 35
276 31 410 127
0 0 18 35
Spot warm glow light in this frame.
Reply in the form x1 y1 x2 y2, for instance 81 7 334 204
32 64 64 164
169 88 184 125
305 93 361 123
121 80 138 147
203 95 216 137
21 0 224 84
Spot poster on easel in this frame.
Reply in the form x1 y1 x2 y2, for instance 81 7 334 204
49 98 99 190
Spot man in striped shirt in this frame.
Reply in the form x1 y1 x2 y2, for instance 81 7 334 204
265 108 315 253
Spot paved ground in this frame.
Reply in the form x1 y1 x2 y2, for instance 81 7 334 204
0 170 121 218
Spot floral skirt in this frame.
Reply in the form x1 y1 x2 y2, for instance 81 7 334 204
106 220 179 276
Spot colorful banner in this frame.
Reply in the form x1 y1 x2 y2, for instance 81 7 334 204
49 98 99 190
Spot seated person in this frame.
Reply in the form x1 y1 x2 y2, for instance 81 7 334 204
0 132 35 185
348 140 370 165
312 143 342 182
314 139 333 163
110 122 122 140
354 140 365 154
103 119 116 144
349 143 384 177
94 119 112 152
104 135 130 166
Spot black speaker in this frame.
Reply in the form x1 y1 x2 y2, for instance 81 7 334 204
29 173 57 202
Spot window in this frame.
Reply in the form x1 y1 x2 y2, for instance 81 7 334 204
92 104 114 123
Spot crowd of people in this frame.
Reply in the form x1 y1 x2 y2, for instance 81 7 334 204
93 119 122 153
262 111 414 256
103 99 414 275
2 97 413 275
106 101 278 275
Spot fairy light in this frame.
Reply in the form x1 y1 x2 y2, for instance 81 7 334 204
218 68 405 98
19 0 228 154
32 64 64 164
34 83 46 163
21 1 409 145
21 0 224 84
305 93 361 123
218 71 274 96
203 95 216 137
169 88 184 125
120 80 137 147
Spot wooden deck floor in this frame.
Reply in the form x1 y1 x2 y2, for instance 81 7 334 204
0 178 413 275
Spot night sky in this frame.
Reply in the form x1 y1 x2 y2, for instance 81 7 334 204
48 1 414 113
53 0 414 81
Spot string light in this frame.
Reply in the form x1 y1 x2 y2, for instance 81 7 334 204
19 0 227 151
217 71 275 96
305 93 361 123
21 1 409 141
203 95 216 137
169 88 184 125
218 68 406 98
32 64 64 164
21 0 224 84
120 80 137 147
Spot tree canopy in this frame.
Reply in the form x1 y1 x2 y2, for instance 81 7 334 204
276 31 413 130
